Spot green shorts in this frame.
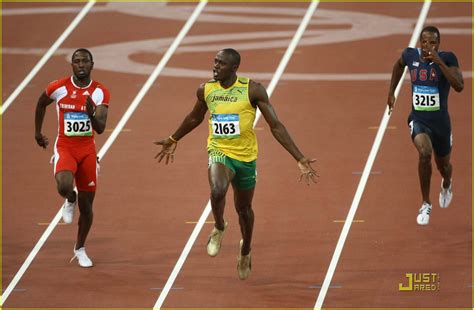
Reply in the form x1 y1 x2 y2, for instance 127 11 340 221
208 150 257 190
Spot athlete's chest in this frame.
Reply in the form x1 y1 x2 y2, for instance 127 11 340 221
408 61 441 85
57 85 95 112
207 86 250 113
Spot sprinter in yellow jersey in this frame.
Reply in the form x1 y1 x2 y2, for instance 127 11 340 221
154 49 317 280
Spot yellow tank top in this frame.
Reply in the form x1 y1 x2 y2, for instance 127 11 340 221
204 77 258 162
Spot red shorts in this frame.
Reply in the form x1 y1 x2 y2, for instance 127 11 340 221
53 141 98 192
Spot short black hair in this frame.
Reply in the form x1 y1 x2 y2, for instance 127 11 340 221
72 48 94 62
420 25 440 42
221 48 240 67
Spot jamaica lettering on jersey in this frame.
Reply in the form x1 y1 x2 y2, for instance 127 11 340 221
402 48 458 122
204 77 258 162
46 76 110 147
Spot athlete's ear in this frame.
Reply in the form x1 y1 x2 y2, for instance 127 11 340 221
233 64 239 72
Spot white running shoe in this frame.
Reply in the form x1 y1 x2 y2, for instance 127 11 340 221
439 179 453 209
416 202 432 225
62 190 77 224
70 246 93 268
237 239 251 280
206 222 228 257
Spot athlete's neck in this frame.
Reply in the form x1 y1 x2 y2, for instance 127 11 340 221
219 75 237 89
73 75 91 88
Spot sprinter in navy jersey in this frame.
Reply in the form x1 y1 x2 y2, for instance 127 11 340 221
387 26 464 225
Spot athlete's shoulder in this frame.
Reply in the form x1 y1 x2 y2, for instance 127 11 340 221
248 78 263 89
89 80 110 105
46 76 69 96
439 51 459 67
48 76 69 88
248 79 268 102
205 79 219 84
402 47 417 57
91 80 109 92
237 77 249 84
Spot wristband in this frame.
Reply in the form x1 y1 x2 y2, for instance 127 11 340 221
169 135 178 143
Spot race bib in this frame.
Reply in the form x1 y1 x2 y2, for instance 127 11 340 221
211 114 240 139
64 112 92 137
412 85 440 111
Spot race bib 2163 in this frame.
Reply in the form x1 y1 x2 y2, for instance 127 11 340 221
211 114 240 139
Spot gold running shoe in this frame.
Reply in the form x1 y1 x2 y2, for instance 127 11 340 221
206 221 228 257
237 239 251 280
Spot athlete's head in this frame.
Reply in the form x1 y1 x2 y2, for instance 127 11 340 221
213 48 240 82
71 48 94 80
419 26 440 58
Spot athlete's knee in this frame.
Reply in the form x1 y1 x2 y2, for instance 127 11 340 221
210 184 228 202
236 205 253 218
78 203 93 218
418 148 432 163
77 192 94 216
57 182 74 198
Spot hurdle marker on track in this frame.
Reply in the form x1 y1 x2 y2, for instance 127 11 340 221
0 2 206 306
313 1 432 309
153 1 320 309
0 0 96 115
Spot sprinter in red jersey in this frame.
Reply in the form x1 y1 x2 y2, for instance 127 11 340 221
35 48 110 267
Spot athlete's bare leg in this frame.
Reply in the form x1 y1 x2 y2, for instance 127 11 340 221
55 171 76 202
233 185 255 256
435 154 452 188
413 133 433 204
76 191 94 249
208 163 234 231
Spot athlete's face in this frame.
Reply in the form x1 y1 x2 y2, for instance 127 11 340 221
213 51 237 82
420 31 440 58
71 51 94 80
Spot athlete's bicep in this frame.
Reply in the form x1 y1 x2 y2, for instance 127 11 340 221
190 84 208 120
449 66 463 79
37 91 54 107
396 56 406 69
250 81 280 128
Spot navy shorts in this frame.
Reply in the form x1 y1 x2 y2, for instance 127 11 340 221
408 117 452 157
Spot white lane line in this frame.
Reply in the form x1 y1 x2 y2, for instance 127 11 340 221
153 2 319 309
98 1 206 158
0 2 206 306
254 0 319 127
0 211 63 305
313 1 432 309
1 0 96 115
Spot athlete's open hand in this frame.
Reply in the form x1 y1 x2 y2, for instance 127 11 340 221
35 133 49 149
154 137 178 164
297 157 319 185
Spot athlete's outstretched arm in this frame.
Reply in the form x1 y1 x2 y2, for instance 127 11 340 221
154 84 208 164
250 80 318 184
35 91 54 148
387 56 406 115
